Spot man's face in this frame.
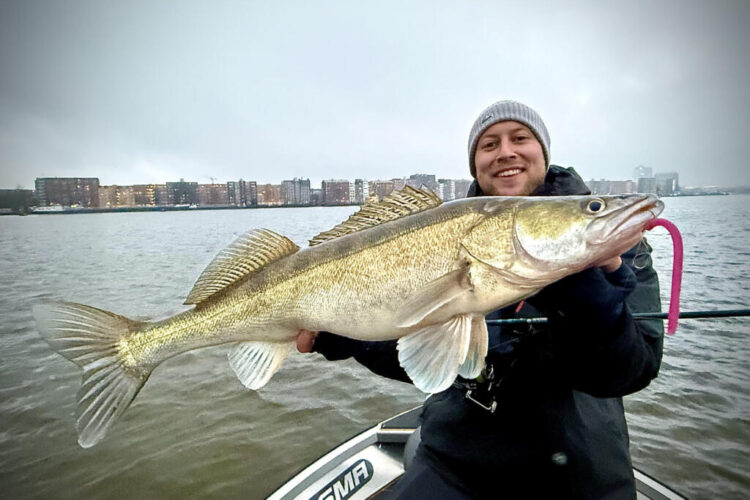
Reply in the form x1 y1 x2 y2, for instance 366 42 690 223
474 121 546 196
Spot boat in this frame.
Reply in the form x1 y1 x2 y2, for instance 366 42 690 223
267 406 686 500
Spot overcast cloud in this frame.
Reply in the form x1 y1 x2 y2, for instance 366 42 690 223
1 0 748 189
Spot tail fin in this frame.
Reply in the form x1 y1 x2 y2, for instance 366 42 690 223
33 301 151 448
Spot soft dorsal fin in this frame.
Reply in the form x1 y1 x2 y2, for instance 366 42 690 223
309 186 442 246
184 229 299 305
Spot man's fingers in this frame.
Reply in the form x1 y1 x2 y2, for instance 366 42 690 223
598 256 622 273
296 329 318 353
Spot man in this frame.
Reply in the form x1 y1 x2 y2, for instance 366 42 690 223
297 100 663 499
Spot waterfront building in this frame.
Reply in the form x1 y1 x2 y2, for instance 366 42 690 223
98 185 118 208
281 178 311 206
587 179 637 195
99 185 141 208
281 180 295 205
35 177 100 207
611 180 637 194
131 184 161 206
655 172 679 196
227 181 240 206
95 183 164 208
257 184 283 206
353 179 369 204
637 177 658 194
99 185 134 207
322 179 351 205
197 184 229 206
227 180 255 207
587 180 606 195
453 179 472 199
166 180 199 205
369 180 395 200
297 178 311 205
633 165 653 181
116 186 136 206
154 184 169 206
310 188 323 206
245 180 258 206
438 179 456 201
408 174 438 194
392 178 407 191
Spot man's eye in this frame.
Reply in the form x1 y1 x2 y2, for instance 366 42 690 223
513 135 529 142
482 141 497 149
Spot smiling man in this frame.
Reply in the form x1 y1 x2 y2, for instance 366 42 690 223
298 100 664 499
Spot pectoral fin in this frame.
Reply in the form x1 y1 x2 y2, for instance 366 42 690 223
228 341 293 390
457 316 488 379
394 266 473 328
397 314 471 393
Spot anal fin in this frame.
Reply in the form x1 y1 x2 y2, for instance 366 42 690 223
228 341 293 390
397 315 472 393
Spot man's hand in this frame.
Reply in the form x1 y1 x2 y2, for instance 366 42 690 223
296 329 318 353
597 256 622 273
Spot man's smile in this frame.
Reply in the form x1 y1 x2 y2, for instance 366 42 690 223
494 167 524 178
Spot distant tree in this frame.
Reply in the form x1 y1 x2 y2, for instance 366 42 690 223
0 189 36 214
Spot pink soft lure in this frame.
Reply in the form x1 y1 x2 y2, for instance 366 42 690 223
643 218 683 334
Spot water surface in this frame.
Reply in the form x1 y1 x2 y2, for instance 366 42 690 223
0 196 748 499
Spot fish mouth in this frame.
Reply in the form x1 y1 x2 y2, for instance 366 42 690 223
589 194 664 245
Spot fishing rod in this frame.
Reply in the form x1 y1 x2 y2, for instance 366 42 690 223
485 309 750 325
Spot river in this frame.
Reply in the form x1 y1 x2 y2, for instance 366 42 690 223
0 195 748 499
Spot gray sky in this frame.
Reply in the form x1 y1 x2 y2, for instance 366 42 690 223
1 0 748 189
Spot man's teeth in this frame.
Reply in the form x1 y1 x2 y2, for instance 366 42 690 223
498 168 522 177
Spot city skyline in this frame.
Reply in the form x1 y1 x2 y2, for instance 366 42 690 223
28 174 477 209
11 166 689 208
3 167 741 215
4 162 732 193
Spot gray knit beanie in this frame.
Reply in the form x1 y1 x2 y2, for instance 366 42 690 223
467 100 551 178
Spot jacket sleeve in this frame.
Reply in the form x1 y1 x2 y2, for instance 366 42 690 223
312 332 412 383
530 238 664 397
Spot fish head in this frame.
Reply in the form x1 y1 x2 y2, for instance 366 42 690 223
463 194 663 282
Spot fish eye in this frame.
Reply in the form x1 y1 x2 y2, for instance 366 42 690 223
585 199 605 214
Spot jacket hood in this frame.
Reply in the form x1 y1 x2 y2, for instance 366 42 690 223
466 165 591 198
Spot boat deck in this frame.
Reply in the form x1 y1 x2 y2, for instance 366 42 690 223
267 407 686 500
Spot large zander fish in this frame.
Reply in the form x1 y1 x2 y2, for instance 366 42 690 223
34 187 663 447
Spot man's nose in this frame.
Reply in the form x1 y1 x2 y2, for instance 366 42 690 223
496 140 516 160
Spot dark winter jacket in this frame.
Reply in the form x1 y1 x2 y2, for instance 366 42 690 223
313 165 664 499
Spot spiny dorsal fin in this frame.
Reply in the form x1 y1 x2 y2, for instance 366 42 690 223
309 186 442 246
185 229 299 305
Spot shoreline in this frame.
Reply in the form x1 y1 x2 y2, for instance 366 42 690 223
1 203 363 216
0 191 740 216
